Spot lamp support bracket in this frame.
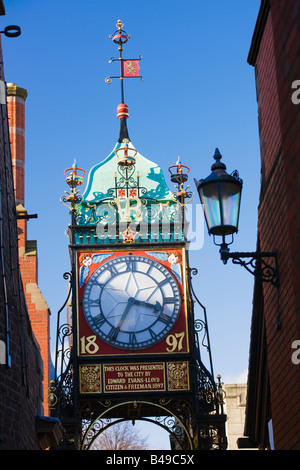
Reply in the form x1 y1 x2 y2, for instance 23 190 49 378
220 249 279 288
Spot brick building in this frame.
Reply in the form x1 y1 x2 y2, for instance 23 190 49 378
7 82 51 416
243 0 300 450
0 10 44 450
0 1 62 449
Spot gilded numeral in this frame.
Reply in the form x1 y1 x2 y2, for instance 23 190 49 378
166 331 185 353
80 335 100 355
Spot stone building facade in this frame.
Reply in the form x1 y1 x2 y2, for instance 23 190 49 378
224 384 247 450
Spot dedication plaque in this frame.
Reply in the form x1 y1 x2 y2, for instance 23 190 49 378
79 361 190 394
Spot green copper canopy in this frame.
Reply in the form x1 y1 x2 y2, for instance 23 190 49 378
81 141 174 204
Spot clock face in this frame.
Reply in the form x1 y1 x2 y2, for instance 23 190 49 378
82 254 181 350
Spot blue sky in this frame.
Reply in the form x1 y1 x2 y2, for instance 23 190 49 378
2 0 261 445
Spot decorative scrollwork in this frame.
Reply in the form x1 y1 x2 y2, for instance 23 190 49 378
197 367 216 412
63 271 72 281
106 163 147 198
98 400 112 408
188 267 214 376
198 422 227 450
187 266 224 418
189 267 198 276
51 271 74 419
60 191 83 211
80 400 194 450
222 251 279 287
154 414 186 444
194 319 205 333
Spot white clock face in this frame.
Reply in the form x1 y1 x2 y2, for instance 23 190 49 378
82 254 181 350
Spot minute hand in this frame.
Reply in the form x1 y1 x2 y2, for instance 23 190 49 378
115 297 135 331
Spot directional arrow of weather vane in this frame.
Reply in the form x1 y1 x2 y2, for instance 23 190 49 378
105 20 143 103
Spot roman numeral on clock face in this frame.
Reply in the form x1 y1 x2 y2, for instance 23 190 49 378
88 299 100 307
125 258 137 271
164 297 175 304
158 313 172 324
158 279 169 288
129 332 137 346
107 264 118 276
148 328 156 339
107 326 119 342
93 312 106 329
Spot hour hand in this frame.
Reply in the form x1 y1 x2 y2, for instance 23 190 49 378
133 299 162 312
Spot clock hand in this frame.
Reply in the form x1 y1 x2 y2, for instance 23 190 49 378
108 297 136 342
133 299 162 312
133 299 172 324
115 297 135 329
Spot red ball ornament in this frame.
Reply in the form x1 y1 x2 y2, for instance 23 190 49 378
117 103 129 119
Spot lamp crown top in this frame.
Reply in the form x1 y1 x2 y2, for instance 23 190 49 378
212 148 226 171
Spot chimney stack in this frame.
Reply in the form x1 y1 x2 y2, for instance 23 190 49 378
6 83 28 206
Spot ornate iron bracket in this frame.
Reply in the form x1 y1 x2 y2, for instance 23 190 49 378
189 267 214 379
50 272 74 420
220 249 279 288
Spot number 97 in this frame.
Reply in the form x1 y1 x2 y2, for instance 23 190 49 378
166 331 185 352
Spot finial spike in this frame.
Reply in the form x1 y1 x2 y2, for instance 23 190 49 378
214 148 222 161
211 148 226 170
117 19 123 30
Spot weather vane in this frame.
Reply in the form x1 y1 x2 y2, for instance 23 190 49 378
105 19 143 103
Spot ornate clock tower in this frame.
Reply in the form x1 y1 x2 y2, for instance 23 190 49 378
52 20 227 450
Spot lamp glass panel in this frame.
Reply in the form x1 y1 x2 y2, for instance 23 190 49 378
220 181 241 229
200 182 222 232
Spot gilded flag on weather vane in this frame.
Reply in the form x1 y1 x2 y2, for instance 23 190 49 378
122 59 140 77
105 19 143 103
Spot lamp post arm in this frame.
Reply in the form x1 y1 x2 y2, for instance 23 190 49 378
220 249 279 288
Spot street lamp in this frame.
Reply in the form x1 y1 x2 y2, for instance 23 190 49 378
195 149 279 288
194 148 242 242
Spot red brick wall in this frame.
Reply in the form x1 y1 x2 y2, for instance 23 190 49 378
7 89 26 205
7 85 51 417
255 15 282 184
252 0 300 450
0 36 42 450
